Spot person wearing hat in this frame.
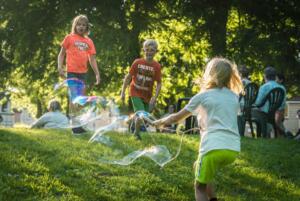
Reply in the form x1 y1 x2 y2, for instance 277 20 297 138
252 66 286 137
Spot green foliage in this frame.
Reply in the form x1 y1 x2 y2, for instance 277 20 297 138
141 18 208 109
0 128 299 201
1 0 300 115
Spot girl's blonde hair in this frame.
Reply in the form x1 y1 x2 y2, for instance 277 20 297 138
200 57 243 95
71 15 90 36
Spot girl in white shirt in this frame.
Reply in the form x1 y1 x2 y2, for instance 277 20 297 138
154 57 243 201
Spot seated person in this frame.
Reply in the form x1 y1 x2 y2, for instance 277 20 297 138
30 99 69 129
239 65 251 86
275 73 287 137
237 66 252 136
252 66 286 137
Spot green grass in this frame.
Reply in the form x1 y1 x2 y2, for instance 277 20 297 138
0 128 299 201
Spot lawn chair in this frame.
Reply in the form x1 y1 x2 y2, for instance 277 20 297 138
238 83 258 137
176 98 198 134
253 87 285 138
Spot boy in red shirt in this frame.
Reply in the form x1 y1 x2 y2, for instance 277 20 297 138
121 39 162 140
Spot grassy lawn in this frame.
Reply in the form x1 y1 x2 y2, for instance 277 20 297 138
0 128 299 201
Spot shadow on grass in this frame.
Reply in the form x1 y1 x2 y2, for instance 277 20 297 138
0 129 198 201
5 128 298 201
240 137 300 182
219 164 300 201
0 128 129 201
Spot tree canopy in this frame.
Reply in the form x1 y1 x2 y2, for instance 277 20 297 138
1 0 299 116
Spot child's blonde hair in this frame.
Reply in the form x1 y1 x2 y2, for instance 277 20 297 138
71 15 90 36
143 39 158 50
200 57 243 95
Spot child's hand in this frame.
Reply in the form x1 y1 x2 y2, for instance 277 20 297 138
95 75 100 85
193 161 197 170
120 91 125 103
153 119 163 129
58 68 66 79
149 97 156 112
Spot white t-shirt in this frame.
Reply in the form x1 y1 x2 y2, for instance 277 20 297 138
31 111 69 129
184 88 240 155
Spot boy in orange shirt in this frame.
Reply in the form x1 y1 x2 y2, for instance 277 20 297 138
57 15 100 133
121 39 162 140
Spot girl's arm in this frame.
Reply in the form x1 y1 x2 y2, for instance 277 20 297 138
89 55 100 85
57 47 66 78
154 108 191 127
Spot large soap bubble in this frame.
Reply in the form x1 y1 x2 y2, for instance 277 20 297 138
53 80 198 167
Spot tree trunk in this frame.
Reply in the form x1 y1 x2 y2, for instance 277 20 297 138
36 98 43 118
206 1 231 57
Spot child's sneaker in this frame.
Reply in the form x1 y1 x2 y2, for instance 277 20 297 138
72 127 87 135
140 125 147 132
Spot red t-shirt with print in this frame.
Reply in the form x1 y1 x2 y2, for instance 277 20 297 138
129 58 162 103
61 33 96 73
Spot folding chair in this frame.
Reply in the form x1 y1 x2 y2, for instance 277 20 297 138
254 87 285 138
238 83 258 137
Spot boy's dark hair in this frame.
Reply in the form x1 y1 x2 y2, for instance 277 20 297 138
264 66 276 80
239 65 249 78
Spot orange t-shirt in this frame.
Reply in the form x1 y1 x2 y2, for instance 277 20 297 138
61 34 96 73
129 58 162 103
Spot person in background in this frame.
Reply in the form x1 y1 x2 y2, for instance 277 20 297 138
275 73 289 137
252 67 286 137
160 104 176 133
31 100 69 129
237 65 251 136
154 57 243 201
239 65 251 86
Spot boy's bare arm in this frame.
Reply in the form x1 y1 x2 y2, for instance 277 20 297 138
149 81 162 111
121 73 132 102
57 47 66 78
153 81 162 100
89 55 100 85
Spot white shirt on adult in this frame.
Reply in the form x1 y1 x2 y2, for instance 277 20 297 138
31 111 69 129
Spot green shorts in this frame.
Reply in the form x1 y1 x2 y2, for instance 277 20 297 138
195 149 238 184
130 97 149 112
